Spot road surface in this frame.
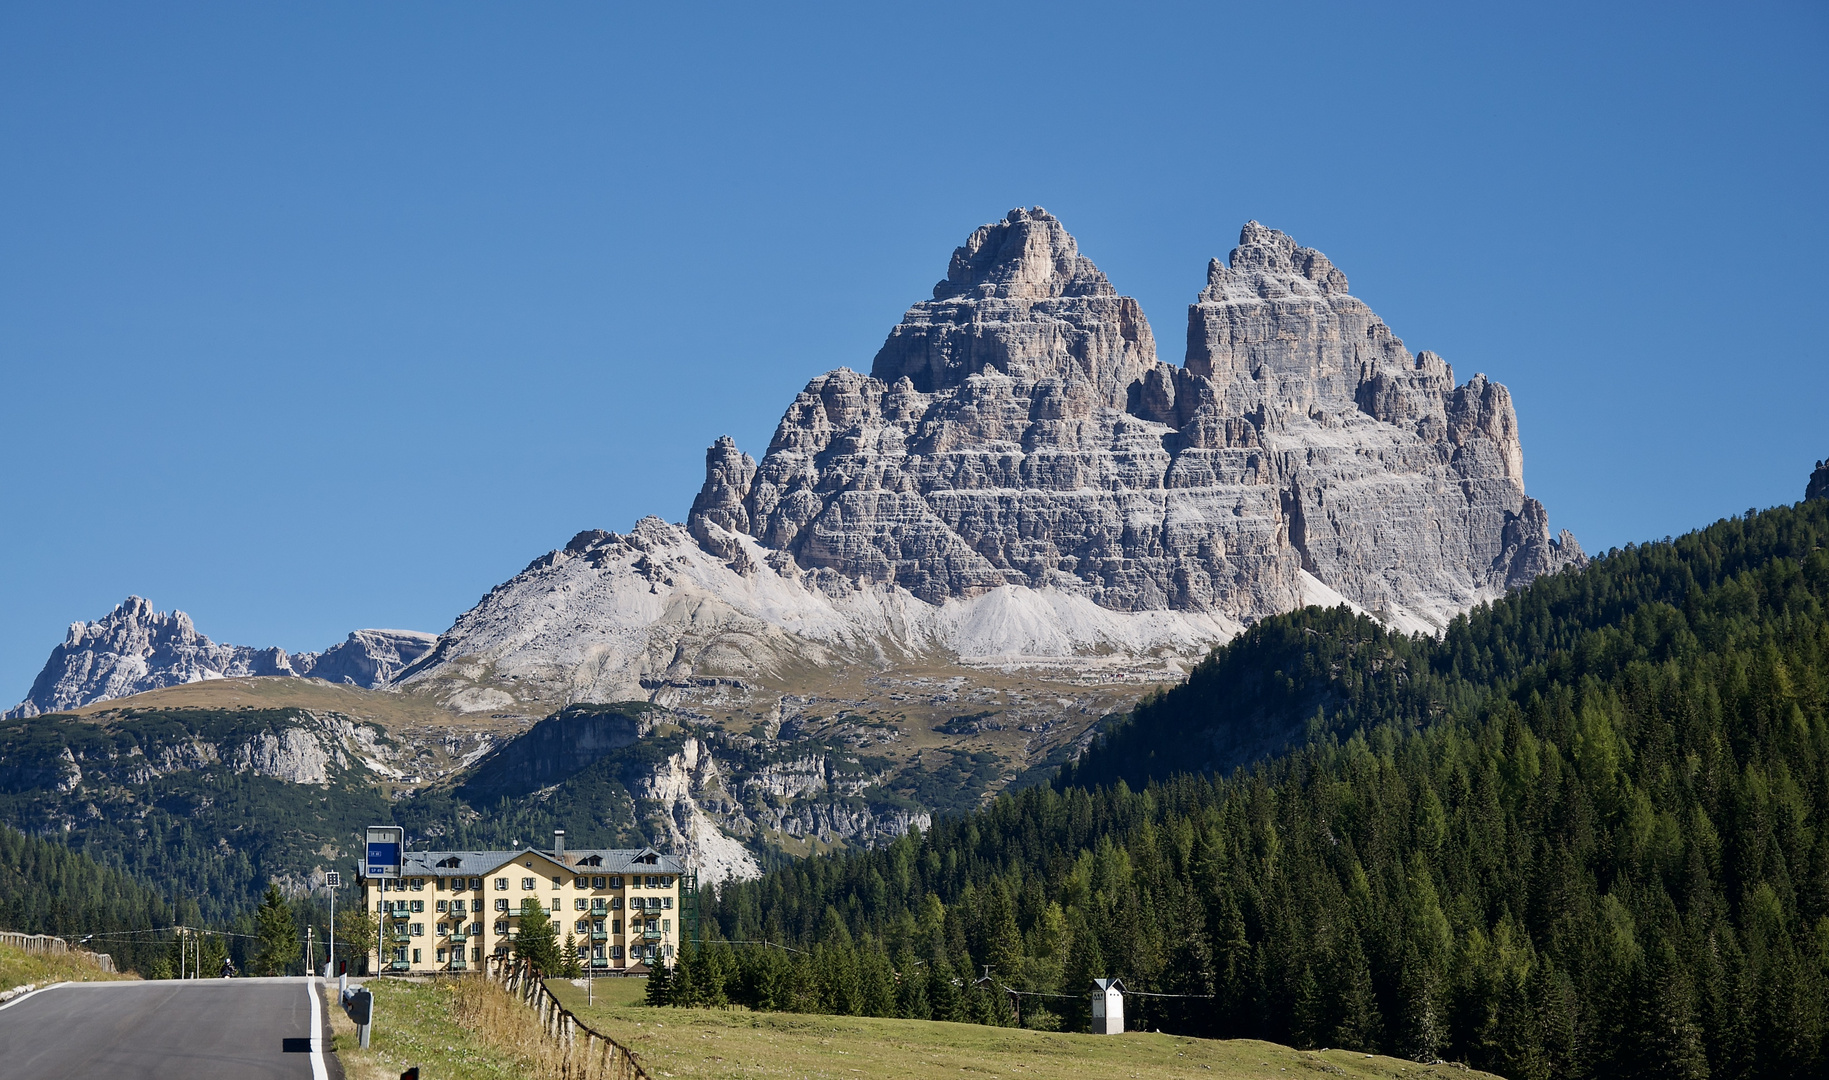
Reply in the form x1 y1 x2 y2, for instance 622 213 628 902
0 976 335 1079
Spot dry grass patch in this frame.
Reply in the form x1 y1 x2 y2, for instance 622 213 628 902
0 942 135 992
327 976 585 1080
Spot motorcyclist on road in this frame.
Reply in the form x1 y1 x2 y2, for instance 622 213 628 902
220 957 235 978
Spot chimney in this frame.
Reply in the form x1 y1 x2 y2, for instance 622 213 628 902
554 829 565 862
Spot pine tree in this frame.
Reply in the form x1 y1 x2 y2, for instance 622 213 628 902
253 884 297 977
513 897 561 975
644 958 673 1005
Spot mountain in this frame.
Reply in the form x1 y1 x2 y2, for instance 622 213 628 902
1810 456 1828 501
702 493 1829 1078
402 210 1578 715
5 597 436 718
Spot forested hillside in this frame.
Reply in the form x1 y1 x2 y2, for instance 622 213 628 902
699 498 1829 1080
0 823 177 974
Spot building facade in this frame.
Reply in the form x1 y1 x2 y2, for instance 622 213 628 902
356 832 686 975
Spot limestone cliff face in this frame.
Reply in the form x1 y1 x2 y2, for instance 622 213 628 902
687 210 1581 629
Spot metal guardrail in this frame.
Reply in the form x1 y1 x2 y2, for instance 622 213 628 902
0 931 117 973
488 955 649 1080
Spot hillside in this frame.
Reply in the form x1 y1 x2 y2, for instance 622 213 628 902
702 496 1829 1079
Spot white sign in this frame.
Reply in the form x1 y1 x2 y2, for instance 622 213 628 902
325 871 341 888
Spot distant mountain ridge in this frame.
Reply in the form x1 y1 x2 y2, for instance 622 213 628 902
5 596 435 719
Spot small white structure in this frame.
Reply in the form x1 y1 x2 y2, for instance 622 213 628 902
1090 977 1125 1034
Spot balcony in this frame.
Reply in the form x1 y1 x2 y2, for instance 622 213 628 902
389 932 412 944
390 960 412 972
641 929 663 941
590 930 608 941
589 957 611 969
448 930 467 943
449 960 468 971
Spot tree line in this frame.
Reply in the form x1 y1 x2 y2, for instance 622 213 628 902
697 498 1829 1080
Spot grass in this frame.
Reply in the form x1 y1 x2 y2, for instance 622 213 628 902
0 941 137 992
324 973 1502 1080
540 977 1502 1080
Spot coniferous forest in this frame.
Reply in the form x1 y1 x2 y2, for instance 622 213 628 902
684 498 1829 1080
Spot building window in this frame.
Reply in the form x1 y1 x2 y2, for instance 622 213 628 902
661 877 673 888
662 897 673 910
572 898 585 911
594 945 605 959
435 878 445 891
663 920 671 932
665 944 674 958
436 923 448 937
471 923 482 936
552 876 562 889
608 876 623 889
451 878 465 892
611 897 623 911
521 877 536 890
394 947 407 962
574 877 587 889
412 879 425 891
495 921 508 936
412 949 421 963
495 898 509 912
473 948 481 962
411 900 424 913
436 949 446 962
411 923 425 936
550 899 561 913
592 876 606 889
436 900 448 913
471 877 482 890
494 877 508 891
612 919 621 935
611 946 623 959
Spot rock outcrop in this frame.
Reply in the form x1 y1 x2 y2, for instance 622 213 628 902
685 209 1581 629
1810 458 1828 502
6 597 436 718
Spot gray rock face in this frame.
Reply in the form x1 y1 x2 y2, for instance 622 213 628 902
1810 459 1829 502
6 597 437 718
687 210 1582 629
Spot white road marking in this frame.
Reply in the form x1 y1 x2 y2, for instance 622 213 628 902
0 982 68 1013
308 977 329 1080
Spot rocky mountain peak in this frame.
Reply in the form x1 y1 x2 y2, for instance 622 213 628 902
1810 458 1828 501
8 596 435 718
1212 220 1351 297
680 211 1580 623
870 208 1157 403
932 206 1114 302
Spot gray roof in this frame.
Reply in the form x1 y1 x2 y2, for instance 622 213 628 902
363 846 686 880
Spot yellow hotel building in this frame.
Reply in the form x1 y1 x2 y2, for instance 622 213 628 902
356 830 685 974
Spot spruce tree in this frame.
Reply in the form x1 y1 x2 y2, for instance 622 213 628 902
253 884 297 977
644 958 673 1005
513 897 561 975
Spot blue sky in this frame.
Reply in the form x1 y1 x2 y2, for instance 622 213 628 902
2 2 1824 699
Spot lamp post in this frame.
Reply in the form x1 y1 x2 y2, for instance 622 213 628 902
325 871 341 978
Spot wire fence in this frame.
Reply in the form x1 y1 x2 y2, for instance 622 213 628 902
487 954 650 1080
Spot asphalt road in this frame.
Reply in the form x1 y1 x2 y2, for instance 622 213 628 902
0 976 335 1079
